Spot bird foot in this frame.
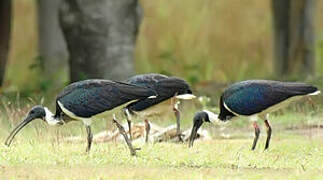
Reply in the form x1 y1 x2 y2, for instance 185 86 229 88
176 133 185 143
113 116 140 156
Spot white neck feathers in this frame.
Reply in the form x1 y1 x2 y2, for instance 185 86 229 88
203 110 219 124
44 107 61 126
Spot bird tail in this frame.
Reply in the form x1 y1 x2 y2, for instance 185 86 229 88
281 82 319 96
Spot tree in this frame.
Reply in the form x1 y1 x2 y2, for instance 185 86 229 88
0 0 12 86
37 0 68 82
272 0 315 78
59 0 141 82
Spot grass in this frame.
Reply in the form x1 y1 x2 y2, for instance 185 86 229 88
0 100 322 179
2 1 323 178
0 133 322 179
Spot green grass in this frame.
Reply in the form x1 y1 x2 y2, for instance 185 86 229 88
0 133 322 179
0 104 322 179
0 97 322 179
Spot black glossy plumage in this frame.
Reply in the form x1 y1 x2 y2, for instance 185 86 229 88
125 74 192 111
126 73 168 89
55 79 156 118
218 80 318 120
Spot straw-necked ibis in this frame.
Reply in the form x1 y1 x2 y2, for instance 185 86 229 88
5 79 156 152
189 80 320 150
124 73 196 142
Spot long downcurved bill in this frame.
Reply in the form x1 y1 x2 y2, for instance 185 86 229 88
5 116 33 147
188 125 199 148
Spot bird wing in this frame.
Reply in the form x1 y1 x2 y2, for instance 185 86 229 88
154 77 191 96
126 77 191 111
126 73 169 89
126 96 170 112
55 79 156 118
222 80 317 116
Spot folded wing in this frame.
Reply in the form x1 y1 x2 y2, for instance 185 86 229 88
55 80 156 118
223 80 317 116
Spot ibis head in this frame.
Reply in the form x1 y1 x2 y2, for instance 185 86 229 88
189 110 218 147
5 105 62 147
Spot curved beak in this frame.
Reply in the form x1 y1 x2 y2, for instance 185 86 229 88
5 115 35 146
188 125 199 148
188 117 204 148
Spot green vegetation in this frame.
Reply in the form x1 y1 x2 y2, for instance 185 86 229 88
0 100 322 179
4 0 323 93
1 1 323 179
0 125 322 179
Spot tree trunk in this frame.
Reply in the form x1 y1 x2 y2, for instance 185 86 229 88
272 0 290 77
272 0 315 78
37 0 68 80
0 0 11 86
59 0 141 82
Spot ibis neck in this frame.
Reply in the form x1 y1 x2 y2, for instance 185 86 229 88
203 110 220 124
44 107 62 126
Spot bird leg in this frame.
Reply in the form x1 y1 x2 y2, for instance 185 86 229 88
144 119 150 143
113 115 139 156
123 108 133 141
173 100 183 142
251 122 260 150
85 125 93 153
264 119 272 150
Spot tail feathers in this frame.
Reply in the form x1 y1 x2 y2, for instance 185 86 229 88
282 82 318 96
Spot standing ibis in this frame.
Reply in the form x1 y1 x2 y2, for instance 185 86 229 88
123 73 196 142
189 80 320 150
5 79 156 152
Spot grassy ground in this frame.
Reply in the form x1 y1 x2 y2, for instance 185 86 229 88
0 131 322 179
0 102 322 179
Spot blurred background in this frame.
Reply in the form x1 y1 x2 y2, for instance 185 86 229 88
1 0 323 103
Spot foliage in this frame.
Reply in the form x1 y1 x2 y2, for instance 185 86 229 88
3 0 323 93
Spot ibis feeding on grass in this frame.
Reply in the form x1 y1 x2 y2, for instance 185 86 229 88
189 80 320 150
123 73 196 142
5 79 156 153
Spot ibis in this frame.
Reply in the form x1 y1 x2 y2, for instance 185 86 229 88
5 79 156 152
123 73 196 142
189 80 320 150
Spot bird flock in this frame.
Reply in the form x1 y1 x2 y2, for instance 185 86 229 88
4 73 320 156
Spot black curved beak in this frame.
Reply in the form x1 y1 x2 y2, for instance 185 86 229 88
188 125 199 148
5 115 35 146
188 119 203 148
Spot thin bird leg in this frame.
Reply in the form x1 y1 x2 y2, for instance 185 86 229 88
113 114 140 156
85 125 93 153
251 122 260 150
264 119 272 150
307 97 315 109
144 119 150 143
173 100 183 142
123 108 132 141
